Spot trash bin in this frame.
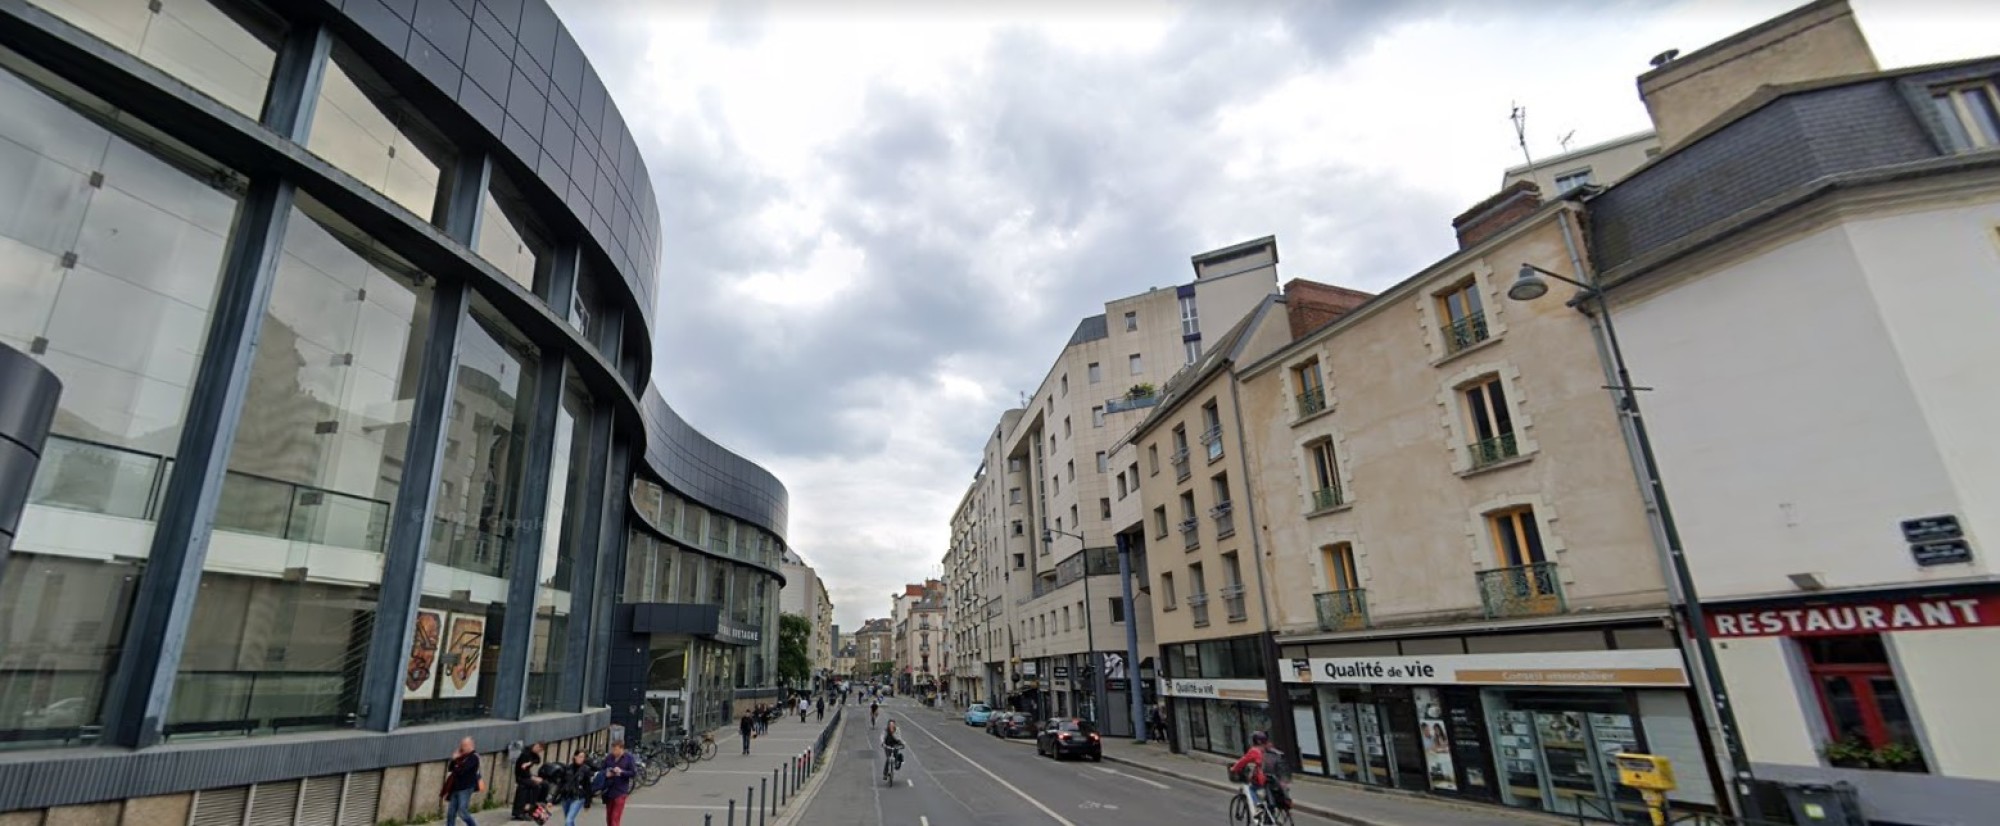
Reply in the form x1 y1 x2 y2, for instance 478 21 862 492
1775 781 1865 825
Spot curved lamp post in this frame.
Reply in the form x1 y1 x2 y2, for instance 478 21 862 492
1507 262 1761 817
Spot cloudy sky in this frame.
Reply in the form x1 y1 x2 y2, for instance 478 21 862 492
551 0 2000 629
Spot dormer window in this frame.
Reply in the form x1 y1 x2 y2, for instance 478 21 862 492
1932 83 2000 152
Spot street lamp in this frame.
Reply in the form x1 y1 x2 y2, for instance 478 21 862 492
1507 262 1761 817
1045 526 1147 743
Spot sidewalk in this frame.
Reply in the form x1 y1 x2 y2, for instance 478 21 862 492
928 695 1564 826
474 709 841 825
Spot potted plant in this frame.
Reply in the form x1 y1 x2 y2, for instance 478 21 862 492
1127 383 1156 399
1822 737 1874 769
1822 737 1927 772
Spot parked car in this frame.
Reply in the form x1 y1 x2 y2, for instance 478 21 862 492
986 712 1032 738
1035 717 1102 761
964 703 995 726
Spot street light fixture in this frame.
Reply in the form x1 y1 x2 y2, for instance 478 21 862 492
1507 261 1761 817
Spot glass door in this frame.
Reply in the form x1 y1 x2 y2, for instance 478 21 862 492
1358 703 1392 786
1384 696 1429 790
1289 687 1325 776
1322 698 1362 781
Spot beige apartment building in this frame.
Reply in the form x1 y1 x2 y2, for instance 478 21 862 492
1234 192 1713 820
1120 283 1366 759
778 549 835 679
979 238 1279 734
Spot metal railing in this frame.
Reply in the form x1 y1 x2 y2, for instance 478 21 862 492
1219 584 1246 621
1214 508 1235 538
1310 485 1344 512
1171 449 1190 481
1467 432 1521 468
1476 561 1565 618
1187 592 1210 627
1179 517 1199 550
1444 311 1489 354
1313 589 1369 631
1105 393 1159 414
1202 426 1224 460
1296 386 1326 417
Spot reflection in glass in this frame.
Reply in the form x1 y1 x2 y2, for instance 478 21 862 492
528 383 594 713
475 175 548 293
28 0 279 118
0 51 241 749
406 304 538 726
305 41 450 222
169 196 436 737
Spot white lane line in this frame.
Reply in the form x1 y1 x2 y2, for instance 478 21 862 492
921 818 930 826
898 715 1079 826
1092 765 1170 790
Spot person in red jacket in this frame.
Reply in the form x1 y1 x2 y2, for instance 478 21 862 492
1230 731 1272 809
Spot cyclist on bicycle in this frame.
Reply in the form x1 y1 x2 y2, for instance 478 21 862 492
1230 731 1273 810
881 719 906 780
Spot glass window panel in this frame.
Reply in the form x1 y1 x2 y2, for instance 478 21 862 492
306 42 450 223
169 196 434 738
475 175 548 294
406 302 539 726
29 0 280 118
0 51 243 749
1932 95 1974 152
528 382 593 713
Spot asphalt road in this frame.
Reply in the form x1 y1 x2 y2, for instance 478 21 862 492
798 698 1326 826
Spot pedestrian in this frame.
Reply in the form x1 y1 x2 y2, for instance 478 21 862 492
599 740 638 826
815 696 824 721
740 709 754 754
439 737 483 826
554 750 594 826
798 697 808 722
512 741 545 820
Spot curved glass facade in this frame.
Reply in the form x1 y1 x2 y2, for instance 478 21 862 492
0 3 788 811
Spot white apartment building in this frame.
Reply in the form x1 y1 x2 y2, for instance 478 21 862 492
779 550 835 677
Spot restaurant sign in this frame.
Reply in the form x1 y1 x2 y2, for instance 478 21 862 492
1283 649 1687 688
1706 593 2000 638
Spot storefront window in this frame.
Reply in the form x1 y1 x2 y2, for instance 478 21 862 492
0 53 244 748
171 195 435 738
527 383 593 714
305 40 450 223
29 0 281 118
405 303 539 726
1483 690 1645 819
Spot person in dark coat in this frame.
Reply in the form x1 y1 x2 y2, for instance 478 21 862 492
553 750 595 826
600 740 639 826
440 737 483 826
512 742 546 820
740 710 755 754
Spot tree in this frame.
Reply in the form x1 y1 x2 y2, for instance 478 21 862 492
869 661 896 677
777 613 812 689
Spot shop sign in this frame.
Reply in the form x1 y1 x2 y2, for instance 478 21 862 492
713 617 761 645
1284 649 1686 688
1158 677 1268 701
1706 593 2000 638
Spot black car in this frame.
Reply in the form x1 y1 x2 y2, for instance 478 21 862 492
987 712 1033 738
1035 717 1102 761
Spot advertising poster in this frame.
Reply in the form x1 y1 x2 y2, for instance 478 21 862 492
438 612 486 699
403 609 442 700
1413 687 1458 792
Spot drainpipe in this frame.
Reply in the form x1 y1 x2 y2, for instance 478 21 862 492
1553 205 1758 818
1226 373 1294 764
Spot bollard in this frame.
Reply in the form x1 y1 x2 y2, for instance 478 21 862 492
730 795 738 826
707 814 714 826
770 770 778 814
759 778 767 818
782 761 788 804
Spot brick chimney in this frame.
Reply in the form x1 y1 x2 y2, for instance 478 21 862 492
1283 279 1372 340
1451 180 1542 250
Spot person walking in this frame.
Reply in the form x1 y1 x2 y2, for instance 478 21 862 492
600 740 638 826
739 709 755 754
439 737 483 826
511 741 545 820
554 750 594 826
797 696 808 723
815 696 824 721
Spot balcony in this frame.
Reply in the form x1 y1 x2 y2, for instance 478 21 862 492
1201 426 1224 461
1178 517 1200 550
1443 311 1490 354
1467 432 1521 469
1310 485 1344 513
1219 584 1246 621
1188 592 1210 627
1296 387 1327 418
1105 390 1159 414
1170 449 1190 481
1476 562 1565 618
1211 502 1235 538
1313 589 1369 631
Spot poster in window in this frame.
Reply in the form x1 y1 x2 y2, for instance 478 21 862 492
1413 687 1459 792
438 612 486 699
404 609 443 700
1536 712 1598 797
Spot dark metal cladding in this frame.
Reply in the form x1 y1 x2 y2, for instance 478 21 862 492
0 342 60 553
640 388 790 542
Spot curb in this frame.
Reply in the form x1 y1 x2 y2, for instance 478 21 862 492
771 713 845 826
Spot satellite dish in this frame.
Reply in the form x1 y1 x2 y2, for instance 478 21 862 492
1650 49 1680 68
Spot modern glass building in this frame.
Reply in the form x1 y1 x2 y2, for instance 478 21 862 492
0 0 789 820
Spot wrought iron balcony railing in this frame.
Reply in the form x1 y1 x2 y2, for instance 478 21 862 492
1313 589 1369 631
1310 485 1344 512
1476 562 1565 619
1296 386 1327 417
1187 592 1210 627
1444 311 1490 354
1219 584 1247 621
1467 432 1521 468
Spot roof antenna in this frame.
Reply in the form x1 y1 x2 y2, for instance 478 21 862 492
1558 129 1577 153
1511 103 1539 186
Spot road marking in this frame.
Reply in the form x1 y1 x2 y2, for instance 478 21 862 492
1092 765 1170 790
921 818 930 826
898 715 1078 826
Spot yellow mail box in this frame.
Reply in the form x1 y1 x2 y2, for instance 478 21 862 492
1615 753 1676 792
